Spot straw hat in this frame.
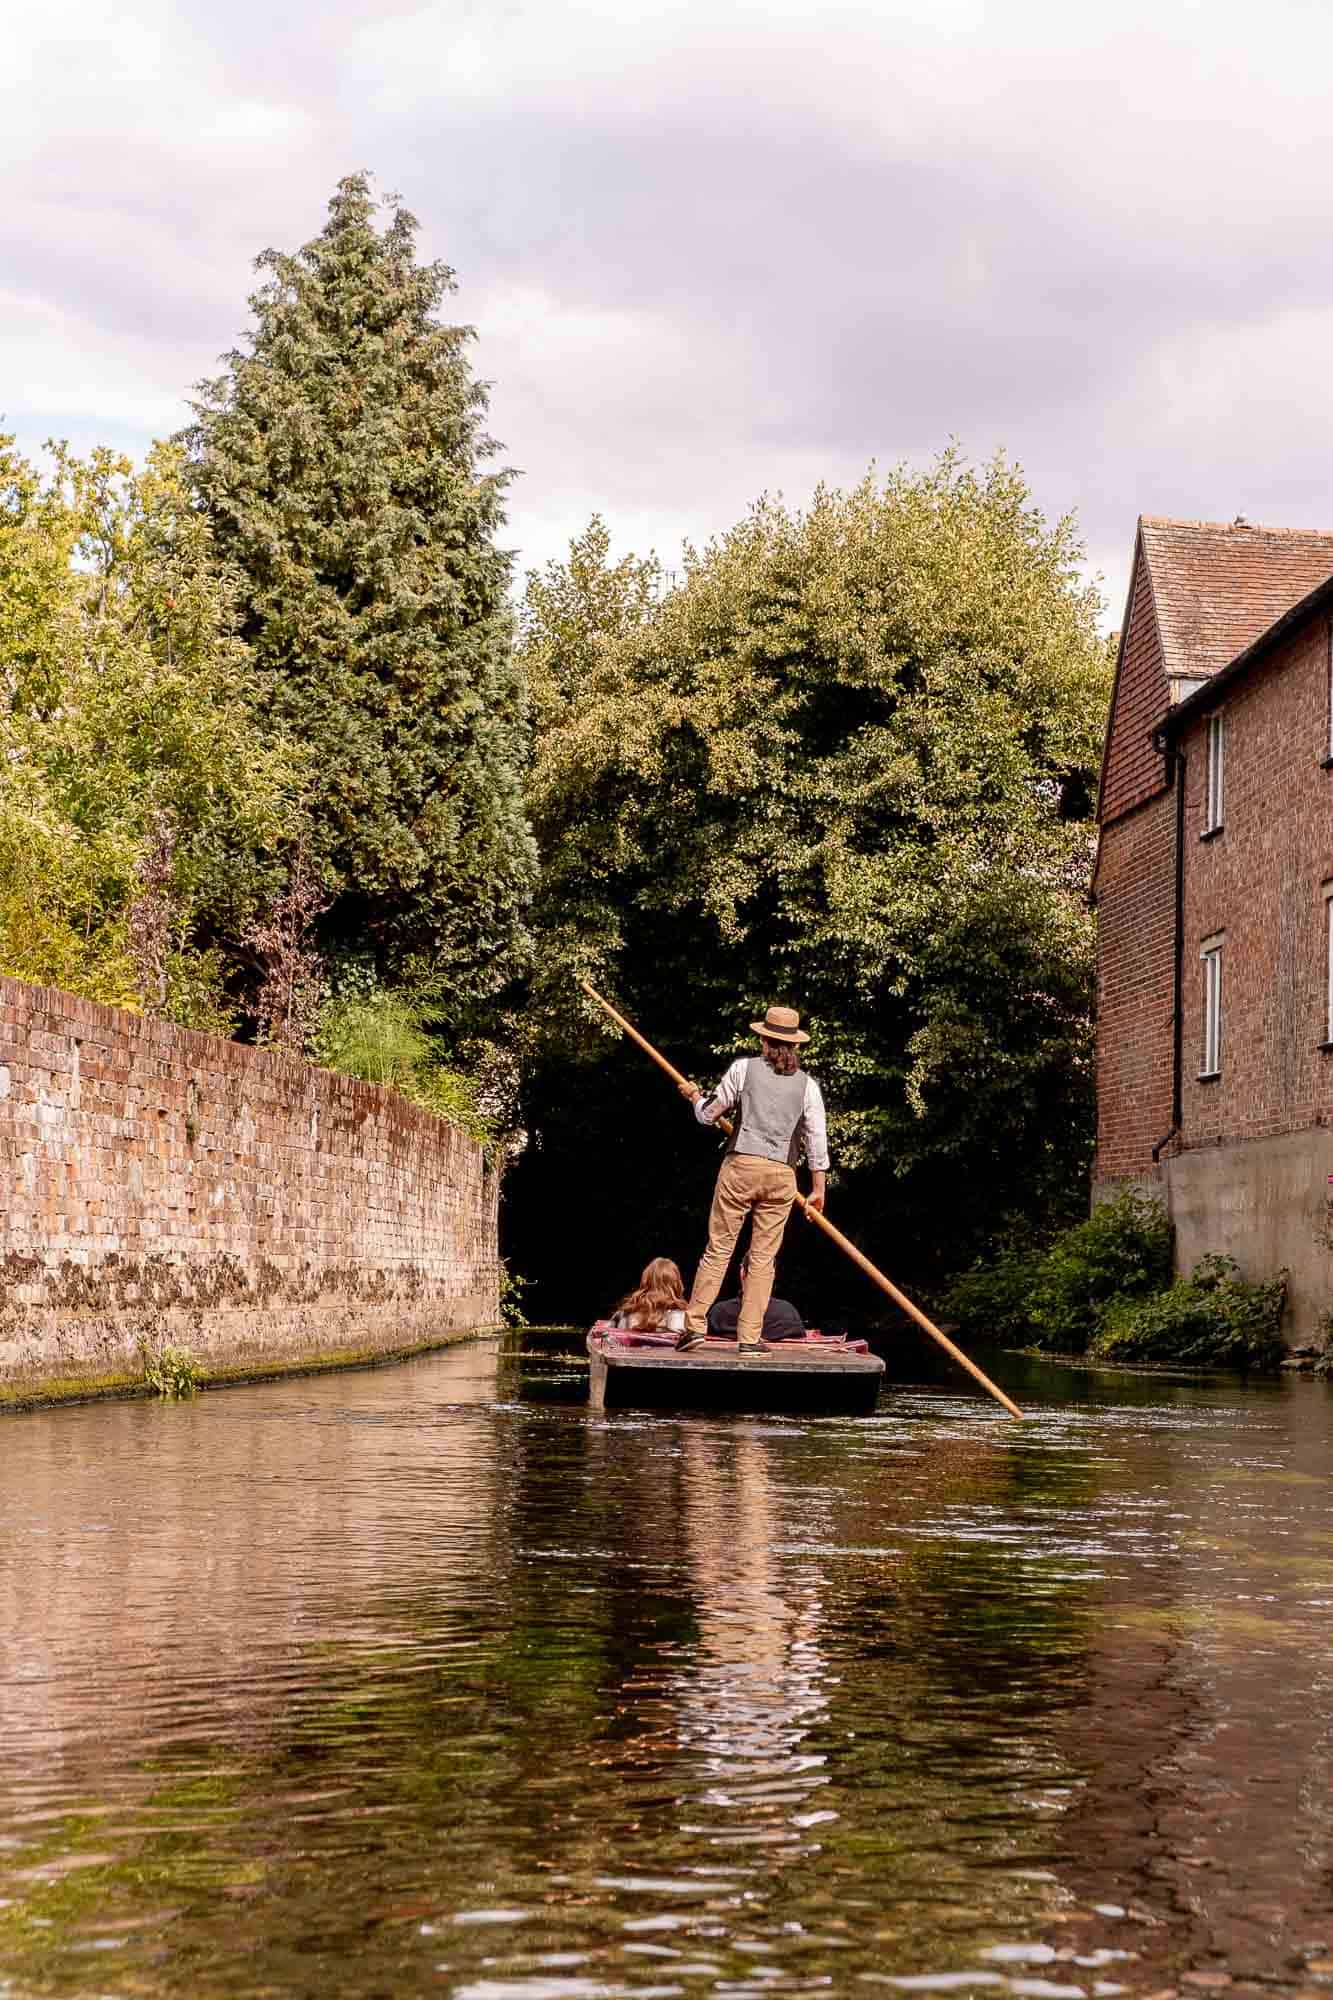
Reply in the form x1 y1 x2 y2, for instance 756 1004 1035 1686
749 1004 810 1045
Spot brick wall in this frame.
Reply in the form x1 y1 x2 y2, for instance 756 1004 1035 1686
0 975 501 1395
1175 617 1333 1149
1093 536 1179 1186
1100 541 1169 825
1093 786 1176 1183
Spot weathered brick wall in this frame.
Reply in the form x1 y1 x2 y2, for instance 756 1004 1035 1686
1100 540 1170 825
1094 533 1177 1189
0 975 501 1395
1093 786 1176 1185
1175 617 1333 1148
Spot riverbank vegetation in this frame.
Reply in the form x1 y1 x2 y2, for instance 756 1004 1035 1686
946 1192 1288 1370
2 170 1119 1308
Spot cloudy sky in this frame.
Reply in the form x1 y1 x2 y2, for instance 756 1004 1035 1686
7 0 1333 621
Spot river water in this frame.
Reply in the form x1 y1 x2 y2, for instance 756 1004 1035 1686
2 1339 1333 1999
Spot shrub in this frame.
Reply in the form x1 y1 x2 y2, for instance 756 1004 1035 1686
943 1248 1046 1346
499 1260 530 1329
1315 1315 1333 1378
1093 1255 1287 1371
312 988 491 1142
140 1340 201 1398
1027 1188 1175 1352
944 1188 1174 1353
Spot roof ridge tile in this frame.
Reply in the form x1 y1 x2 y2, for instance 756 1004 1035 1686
1137 518 1333 680
1140 514 1333 540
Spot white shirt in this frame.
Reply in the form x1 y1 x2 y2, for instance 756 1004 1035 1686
612 1305 686 1332
694 1057 830 1172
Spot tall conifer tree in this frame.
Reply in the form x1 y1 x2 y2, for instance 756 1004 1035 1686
184 174 534 1012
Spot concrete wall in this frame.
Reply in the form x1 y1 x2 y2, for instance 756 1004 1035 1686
0 974 501 1397
1164 1130 1332 1342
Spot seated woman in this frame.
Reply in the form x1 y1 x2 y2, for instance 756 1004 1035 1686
611 1257 688 1334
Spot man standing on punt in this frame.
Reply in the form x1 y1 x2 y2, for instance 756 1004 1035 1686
676 1005 829 1353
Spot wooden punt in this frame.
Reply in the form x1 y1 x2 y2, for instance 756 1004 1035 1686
586 1321 885 1416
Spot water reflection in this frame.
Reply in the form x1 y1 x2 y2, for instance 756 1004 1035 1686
1 1341 503 1773
1 1343 1332 1997
668 1429 832 1868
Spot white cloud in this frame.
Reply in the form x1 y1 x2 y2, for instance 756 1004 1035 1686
0 288 187 443
6 0 1333 626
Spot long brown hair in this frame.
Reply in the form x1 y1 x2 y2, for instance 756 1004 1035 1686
760 1037 801 1076
614 1256 687 1324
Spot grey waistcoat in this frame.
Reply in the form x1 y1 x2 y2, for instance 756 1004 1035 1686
728 1057 808 1167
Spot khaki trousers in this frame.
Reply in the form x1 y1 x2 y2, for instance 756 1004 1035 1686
684 1153 798 1344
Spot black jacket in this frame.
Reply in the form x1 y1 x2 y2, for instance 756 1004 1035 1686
706 1294 805 1341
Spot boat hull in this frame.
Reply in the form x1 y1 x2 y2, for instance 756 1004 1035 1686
587 1326 884 1416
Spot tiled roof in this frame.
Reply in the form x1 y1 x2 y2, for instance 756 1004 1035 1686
1140 516 1333 681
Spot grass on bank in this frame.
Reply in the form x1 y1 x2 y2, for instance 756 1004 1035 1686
945 1189 1290 1371
0 1328 503 1413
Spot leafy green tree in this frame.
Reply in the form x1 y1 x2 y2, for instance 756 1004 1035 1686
0 433 80 719
511 454 1114 1316
521 515 664 976
183 172 536 1018
0 440 299 1023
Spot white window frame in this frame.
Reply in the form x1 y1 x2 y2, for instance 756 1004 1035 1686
1325 885 1333 1046
1326 624 1333 762
1203 711 1225 833
1200 934 1223 1078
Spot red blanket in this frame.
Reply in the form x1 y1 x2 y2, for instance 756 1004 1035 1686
590 1320 869 1355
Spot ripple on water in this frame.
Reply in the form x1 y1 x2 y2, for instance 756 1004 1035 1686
2 1351 1333 1995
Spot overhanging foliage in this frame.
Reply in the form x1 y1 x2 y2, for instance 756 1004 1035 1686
510 459 1114 1314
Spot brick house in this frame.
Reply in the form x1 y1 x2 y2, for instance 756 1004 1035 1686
1094 517 1333 1339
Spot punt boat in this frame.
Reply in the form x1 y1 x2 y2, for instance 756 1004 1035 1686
586 1321 885 1415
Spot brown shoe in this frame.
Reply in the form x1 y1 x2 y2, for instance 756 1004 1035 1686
676 1331 704 1351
